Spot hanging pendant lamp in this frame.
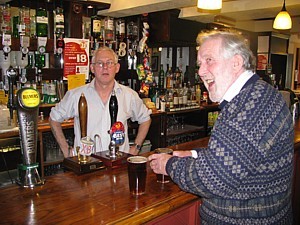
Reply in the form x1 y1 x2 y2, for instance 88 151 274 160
197 0 222 10
273 0 292 30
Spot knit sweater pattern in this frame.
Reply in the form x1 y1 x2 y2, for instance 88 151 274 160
166 78 294 224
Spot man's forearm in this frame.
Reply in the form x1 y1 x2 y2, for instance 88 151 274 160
135 119 151 146
49 117 70 157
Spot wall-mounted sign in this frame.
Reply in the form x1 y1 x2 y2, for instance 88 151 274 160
63 38 89 80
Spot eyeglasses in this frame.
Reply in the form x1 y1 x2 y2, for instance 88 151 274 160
93 61 116 68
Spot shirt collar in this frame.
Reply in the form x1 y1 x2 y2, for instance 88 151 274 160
220 70 254 103
88 79 122 94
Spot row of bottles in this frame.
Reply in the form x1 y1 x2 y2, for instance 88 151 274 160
0 73 64 105
150 82 206 112
155 64 190 91
0 4 65 91
88 15 138 45
0 4 64 38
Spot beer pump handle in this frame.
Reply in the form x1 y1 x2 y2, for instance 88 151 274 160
78 93 88 138
6 67 17 120
109 90 118 128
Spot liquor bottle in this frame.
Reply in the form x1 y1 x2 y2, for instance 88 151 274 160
158 64 165 90
182 83 188 108
174 67 182 88
12 16 19 38
166 66 173 89
116 18 125 40
154 90 160 110
36 8 48 37
183 65 189 84
196 84 201 104
1 4 11 34
30 14 36 38
91 14 102 43
104 16 114 41
156 96 160 110
54 7 64 35
177 85 183 109
187 81 192 107
34 52 45 68
19 6 30 36
109 90 118 128
127 21 138 40
173 87 179 109
168 90 174 110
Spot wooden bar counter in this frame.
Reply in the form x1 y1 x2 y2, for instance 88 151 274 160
1 118 300 224
0 153 202 225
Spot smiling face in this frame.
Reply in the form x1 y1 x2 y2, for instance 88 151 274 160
90 49 120 87
197 37 243 102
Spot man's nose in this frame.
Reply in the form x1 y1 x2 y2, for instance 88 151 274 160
102 62 109 68
198 65 207 78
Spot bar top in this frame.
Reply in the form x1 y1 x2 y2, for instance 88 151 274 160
0 153 200 225
1 106 298 224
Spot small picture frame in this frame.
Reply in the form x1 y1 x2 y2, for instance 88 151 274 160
151 56 158 72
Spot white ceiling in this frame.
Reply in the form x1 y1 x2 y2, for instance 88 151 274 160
95 0 300 34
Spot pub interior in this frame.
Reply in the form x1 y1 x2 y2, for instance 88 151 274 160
0 0 300 224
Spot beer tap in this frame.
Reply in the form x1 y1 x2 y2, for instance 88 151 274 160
6 67 16 120
109 89 118 128
107 90 125 159
7 67 45 187
77 93 94 163
108 89 118 158
16 87 45 187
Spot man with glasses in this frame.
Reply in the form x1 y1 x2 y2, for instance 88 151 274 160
49 46 151 157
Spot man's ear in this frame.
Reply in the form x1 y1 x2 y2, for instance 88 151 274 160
232 54 244 72
90 63 95 74
115 63 120 74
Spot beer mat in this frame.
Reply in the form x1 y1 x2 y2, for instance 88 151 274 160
92 151 132 169
63 156 105 175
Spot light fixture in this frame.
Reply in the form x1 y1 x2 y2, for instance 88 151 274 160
197 0 222 10
273 0 292 30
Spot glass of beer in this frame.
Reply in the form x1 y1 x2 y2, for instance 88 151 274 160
127 156 148 196
154 148 173 183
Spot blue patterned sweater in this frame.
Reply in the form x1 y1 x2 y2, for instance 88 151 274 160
166 75 294 224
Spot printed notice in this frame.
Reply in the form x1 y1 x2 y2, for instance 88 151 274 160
63 38 89 80
68 74 86 90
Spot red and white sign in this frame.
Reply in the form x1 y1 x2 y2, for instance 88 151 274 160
63 38 89 80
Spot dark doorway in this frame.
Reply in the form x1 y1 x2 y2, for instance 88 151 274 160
270 54 287 89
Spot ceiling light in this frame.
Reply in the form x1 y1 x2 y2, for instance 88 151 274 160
273 0 292 30
197 0 222 10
